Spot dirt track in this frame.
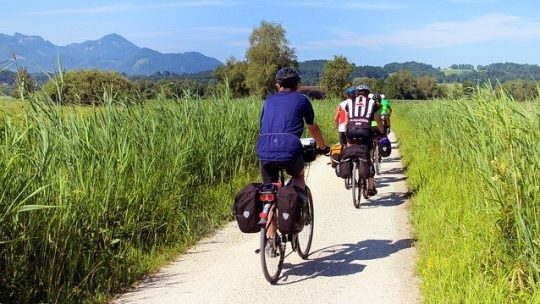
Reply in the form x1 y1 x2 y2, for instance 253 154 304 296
112 133 420 304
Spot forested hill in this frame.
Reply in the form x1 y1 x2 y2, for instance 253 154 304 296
298 60 540 85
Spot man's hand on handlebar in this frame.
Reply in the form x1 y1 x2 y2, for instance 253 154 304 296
317 146 331 156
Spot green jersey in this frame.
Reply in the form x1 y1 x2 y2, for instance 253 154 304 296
380 99 391 115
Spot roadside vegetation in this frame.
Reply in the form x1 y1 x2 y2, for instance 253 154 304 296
0 91 260 303
392 88 539 303
0 86 337 303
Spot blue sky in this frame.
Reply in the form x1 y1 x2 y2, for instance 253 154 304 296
3 0 540 68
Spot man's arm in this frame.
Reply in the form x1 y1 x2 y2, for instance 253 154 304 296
333 106 340 128
374 112 385 134
307 123 327 150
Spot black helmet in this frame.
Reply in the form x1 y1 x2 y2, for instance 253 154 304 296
275 67 300 88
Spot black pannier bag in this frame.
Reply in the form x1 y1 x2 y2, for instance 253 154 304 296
335 159 352 178
341 144 372 179
276 185 305 234
233 183 262 233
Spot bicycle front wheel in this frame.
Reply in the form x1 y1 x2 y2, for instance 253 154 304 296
260 227 284 284
352 161 362 208
296 186 314 259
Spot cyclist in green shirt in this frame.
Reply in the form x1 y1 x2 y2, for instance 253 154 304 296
380 94 392 132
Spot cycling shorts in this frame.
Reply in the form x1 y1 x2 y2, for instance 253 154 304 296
259 154 304 184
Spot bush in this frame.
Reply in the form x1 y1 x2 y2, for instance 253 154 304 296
43 69 136 104
496 79 539 101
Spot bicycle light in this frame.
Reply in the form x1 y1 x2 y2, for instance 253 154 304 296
259 193 275 201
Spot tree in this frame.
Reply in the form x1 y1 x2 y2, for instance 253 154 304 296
245 21 297 98
497 79 538 101
12 67 34 99
43 69 135 104
416 76 440 99
320 55 354 98
0 83 11 96
384 70 418 99
213 57 249 98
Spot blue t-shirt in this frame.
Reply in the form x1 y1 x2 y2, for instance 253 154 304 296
256 91 315 161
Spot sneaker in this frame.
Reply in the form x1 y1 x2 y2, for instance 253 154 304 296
367 188 378 196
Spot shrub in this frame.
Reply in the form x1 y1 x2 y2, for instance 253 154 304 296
43 69 136 104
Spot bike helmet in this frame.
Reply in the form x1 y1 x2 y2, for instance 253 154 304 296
368 93 374 99
345 87 356 96
275 67 301 88
356 84 371 94
380 94 385 99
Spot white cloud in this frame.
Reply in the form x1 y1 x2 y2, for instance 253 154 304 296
25 1 242 15
280 1 404 10
184 26 252 35
298 14 540 49
26 3 135 15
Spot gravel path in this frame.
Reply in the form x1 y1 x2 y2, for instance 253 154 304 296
112 133 420 304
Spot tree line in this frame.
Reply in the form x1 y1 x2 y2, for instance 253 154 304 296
2 21 539 103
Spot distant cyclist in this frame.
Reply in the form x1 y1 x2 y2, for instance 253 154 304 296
334 87 356 145
370 93 385 138
342 84 385 196
380 94 392 133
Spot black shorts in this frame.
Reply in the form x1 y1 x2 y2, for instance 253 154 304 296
371 126 383 137
346 127 373 145
259 154 305 184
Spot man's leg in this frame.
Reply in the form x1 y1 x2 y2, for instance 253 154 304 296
286 155 306 190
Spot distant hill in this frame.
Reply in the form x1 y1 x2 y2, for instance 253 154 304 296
299 60 540 85
0 33 223 75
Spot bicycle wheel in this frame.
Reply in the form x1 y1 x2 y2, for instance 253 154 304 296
352 161 362 208
296 186 314 259
374 144 381 175
260 227 284 284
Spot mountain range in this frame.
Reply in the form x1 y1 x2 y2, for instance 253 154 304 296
0 33 223 75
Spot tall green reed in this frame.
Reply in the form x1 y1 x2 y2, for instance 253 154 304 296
0 92 261 303
393 89 539 303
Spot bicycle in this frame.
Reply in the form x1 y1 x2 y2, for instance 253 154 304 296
341 142 371 209
351 155 369 209
256 139 316 284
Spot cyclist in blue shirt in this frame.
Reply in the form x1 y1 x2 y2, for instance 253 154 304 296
256 67 329 190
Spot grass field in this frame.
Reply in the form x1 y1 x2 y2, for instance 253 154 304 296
392 92 539 303
7 87 539 303
0 93 338 303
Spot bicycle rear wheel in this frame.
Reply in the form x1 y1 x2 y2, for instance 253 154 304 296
260 227 284 284
352 161 362 208
296 186 314 259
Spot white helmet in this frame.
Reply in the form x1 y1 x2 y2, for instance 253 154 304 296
380 94 385 99
368 93 374 99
